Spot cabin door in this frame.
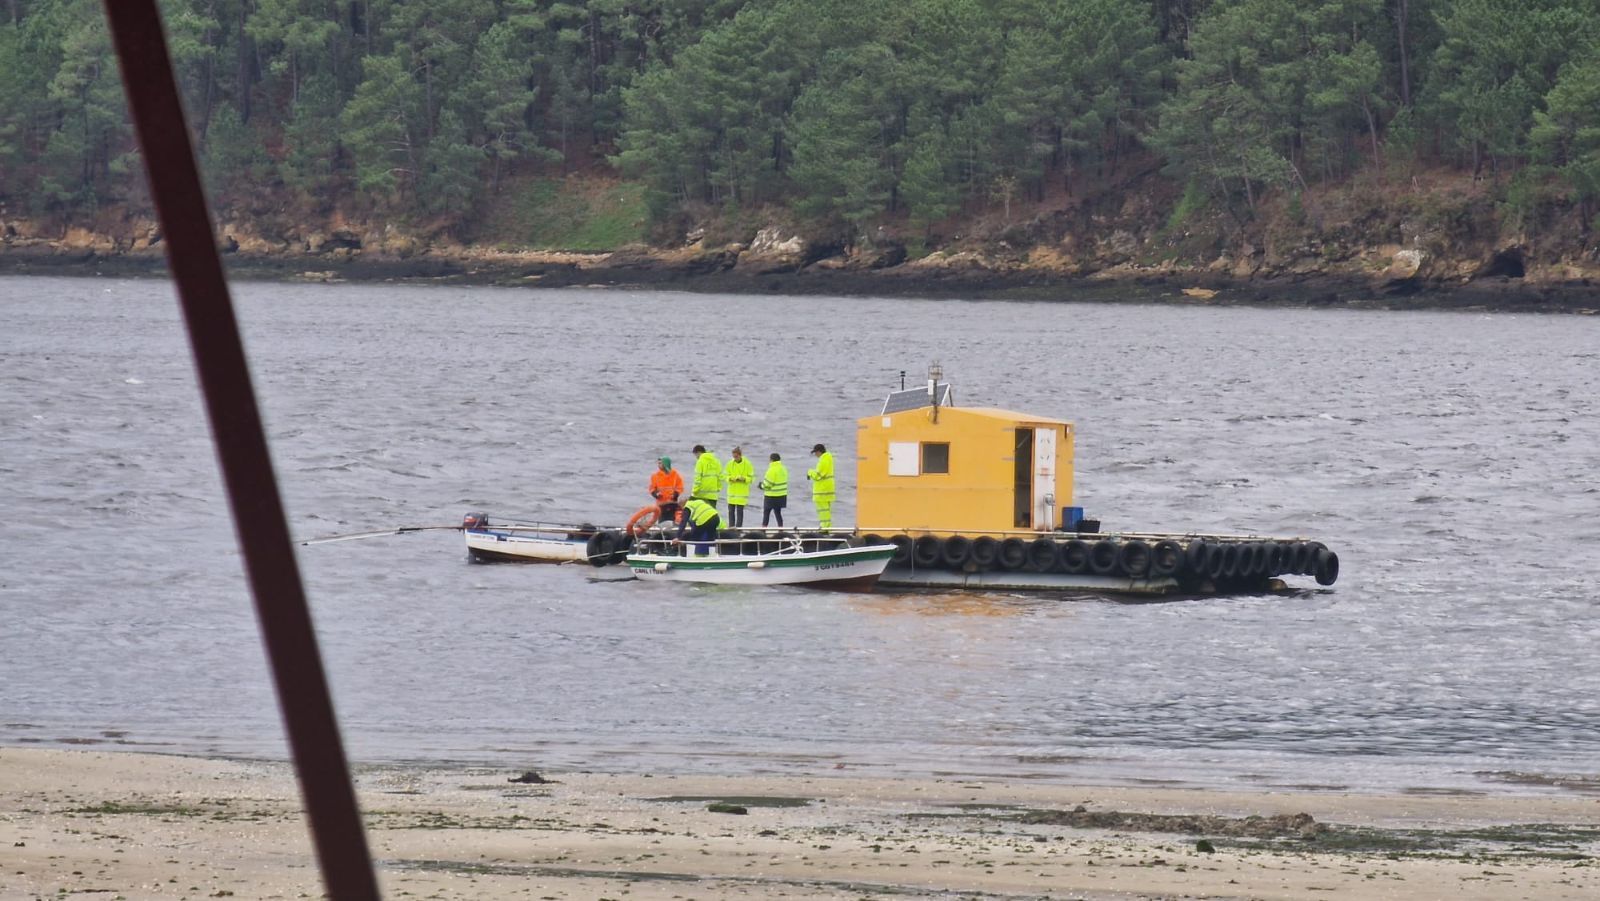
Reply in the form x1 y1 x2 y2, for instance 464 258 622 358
1032 427 1056 530
1013 429 1033 528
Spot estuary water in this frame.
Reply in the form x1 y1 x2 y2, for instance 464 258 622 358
3 274 1599 796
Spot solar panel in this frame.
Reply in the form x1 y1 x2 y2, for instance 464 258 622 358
882 382 952 415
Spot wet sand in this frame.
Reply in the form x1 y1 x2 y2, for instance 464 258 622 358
3 748 1597 899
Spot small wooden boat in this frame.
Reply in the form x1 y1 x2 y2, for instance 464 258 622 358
462 512 616 564
623 533 895 591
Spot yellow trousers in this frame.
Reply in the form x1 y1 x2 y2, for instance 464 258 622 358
813 494 835 530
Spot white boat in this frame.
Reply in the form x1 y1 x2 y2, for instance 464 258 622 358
624 533 895 591
462 513 624 564
464 528 593 563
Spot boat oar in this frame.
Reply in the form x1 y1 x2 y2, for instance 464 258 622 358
300 525 462 546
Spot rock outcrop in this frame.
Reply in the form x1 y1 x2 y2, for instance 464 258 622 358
6 189 1600 313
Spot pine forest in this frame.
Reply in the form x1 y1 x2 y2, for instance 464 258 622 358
3 0 1600 255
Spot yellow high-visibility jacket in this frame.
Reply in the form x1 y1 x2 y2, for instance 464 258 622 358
692 451 722 501
724 456 755 503
760 461 788 497
681 497 719 526
807 451 835 497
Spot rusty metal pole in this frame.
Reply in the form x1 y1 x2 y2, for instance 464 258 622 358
99 3 381 898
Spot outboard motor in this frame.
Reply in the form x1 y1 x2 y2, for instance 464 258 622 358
462 511 490 532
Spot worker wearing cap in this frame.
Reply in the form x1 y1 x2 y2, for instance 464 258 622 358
676 496 721 556
690 444 722 512
759 453 788 527
807 443 835 530
649 456 684 524
723 446 754 527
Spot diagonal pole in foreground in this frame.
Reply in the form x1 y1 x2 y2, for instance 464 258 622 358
99 3 381 898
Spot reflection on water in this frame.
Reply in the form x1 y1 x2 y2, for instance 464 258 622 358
850 591 1044 618
3 275 1600 795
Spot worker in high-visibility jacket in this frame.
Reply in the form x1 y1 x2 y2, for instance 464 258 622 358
759 452 788 527
806 443 835 530
648 456 684 524
722 446 754 527
690 444 722 512
675 497 721 556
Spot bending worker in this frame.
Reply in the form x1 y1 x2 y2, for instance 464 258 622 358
759 452 788 527
723 446 754 527
807 443 835 530
649 456 684 524
676 497 721 556
691 444 722 512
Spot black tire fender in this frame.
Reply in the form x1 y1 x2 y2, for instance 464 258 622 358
941 535 973 568
1059 539 1091 574
1151 539 1184 577
997 537 1028 570
1301 542 1326 576
585 532 610 567
1260 541 1283 575
1315 548 1340 585
1119 540 1153 578
609 530 633 564
1220 543 1240 578
888 535 914 566
970 536 999 569
1088 539 1119 574
1236 542 1258 577
1206 543 1228 580
1026 538 1059 572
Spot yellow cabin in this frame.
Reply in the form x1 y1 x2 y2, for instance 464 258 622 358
855 383 1076 535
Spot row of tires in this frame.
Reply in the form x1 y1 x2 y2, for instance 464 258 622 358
864 533 1339 586
586 527 1340 587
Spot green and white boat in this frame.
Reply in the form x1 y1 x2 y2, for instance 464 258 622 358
625 533 896 592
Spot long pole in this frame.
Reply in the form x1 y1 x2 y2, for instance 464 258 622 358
99 3 381 899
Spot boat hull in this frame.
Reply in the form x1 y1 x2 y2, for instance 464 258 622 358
464 529 590 564
625 545 895 591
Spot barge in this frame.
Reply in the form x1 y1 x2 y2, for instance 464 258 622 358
519 372 1338 597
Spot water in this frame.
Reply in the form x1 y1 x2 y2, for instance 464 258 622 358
3 275 1599 795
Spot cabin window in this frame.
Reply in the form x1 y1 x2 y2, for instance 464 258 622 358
922 442 950 474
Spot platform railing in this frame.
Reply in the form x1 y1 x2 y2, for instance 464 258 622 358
629 530 854 558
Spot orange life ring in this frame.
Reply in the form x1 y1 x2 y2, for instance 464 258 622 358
626 505 661 536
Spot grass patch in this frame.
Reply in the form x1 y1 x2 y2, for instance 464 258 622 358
477 176 648 251
927 806 1600 862
68 801 208 817
366 810 560 831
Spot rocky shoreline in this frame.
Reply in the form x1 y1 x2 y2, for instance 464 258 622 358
5 228 1599 314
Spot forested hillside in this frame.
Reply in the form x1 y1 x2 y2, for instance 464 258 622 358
3 0 1599 264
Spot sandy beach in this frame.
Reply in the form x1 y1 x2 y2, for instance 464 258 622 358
2 748 1596 899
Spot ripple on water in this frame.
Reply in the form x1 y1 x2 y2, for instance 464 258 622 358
2 277 1600 794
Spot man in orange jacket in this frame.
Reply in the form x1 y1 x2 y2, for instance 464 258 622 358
649 456 685 524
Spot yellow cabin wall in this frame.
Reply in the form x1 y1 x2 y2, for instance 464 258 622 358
854 405 1075 535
